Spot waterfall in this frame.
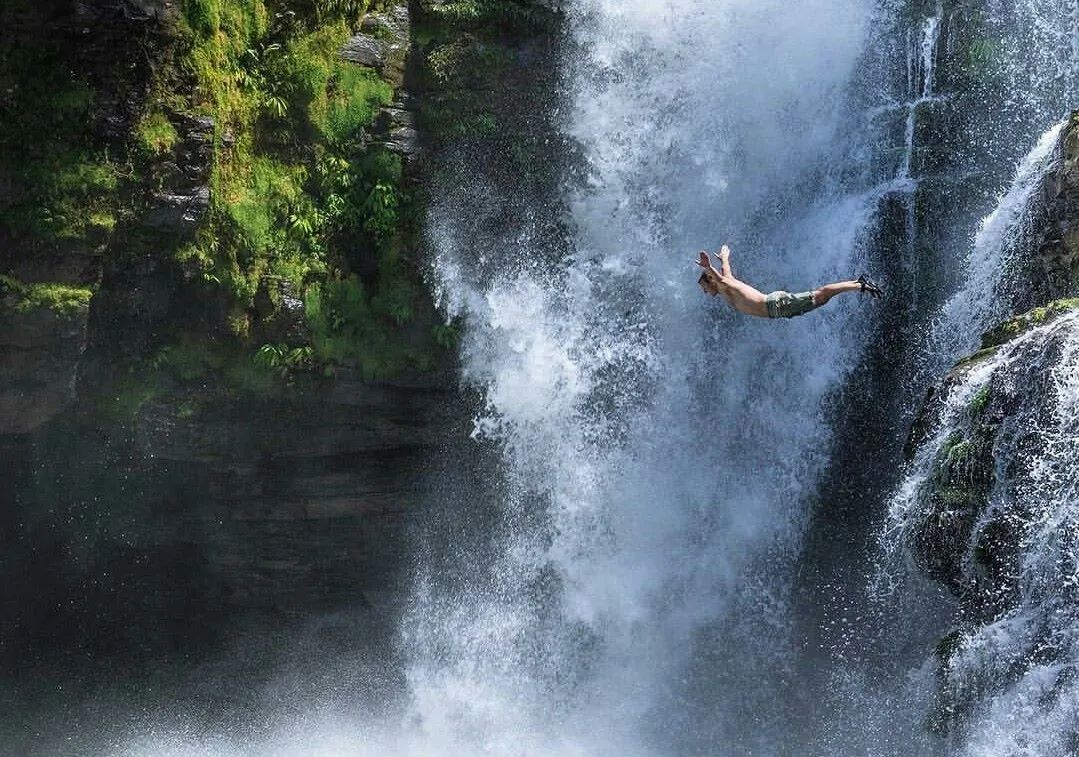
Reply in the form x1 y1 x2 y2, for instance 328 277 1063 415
930 120 1066 361
873 1 1079 753
899 6 943 183
403 0 888 754
953 318 1079 757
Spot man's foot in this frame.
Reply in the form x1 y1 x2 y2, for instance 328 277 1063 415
858 274 884 298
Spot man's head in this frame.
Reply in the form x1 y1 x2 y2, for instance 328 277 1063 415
698 272 720 297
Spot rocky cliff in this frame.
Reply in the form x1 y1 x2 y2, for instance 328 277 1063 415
900 111 1079 738
0 0 563 738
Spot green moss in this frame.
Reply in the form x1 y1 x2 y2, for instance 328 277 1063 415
136 111 180 156
271 22 392 143
937 486 982 508
0 12 124 251
0 275 93 317
952 346 999 372
97 373 161 424
962 38 1000 78
946 438 977 466
981 298 1079 348
969 385 991 416
432 320 461 349
306 274 431 378
183 0 223 35
6 0 448 402
326 65 393 142
421 0 559 30
177 3 402 320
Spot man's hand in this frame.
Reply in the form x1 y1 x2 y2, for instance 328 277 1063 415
695 250 724 296
695 251 722 283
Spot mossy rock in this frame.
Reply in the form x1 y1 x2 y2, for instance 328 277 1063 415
968 384 991 415
0 275 93 318
980 297 1079 349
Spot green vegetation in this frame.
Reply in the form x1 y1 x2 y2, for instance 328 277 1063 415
969 384 991 416
930 425 993 514
981 298 1079 348
177 0 396 305
255 342 314 377
150 0 442 382
97 334 295 422
419 0 557 30
952 345 999 372
0 275 93 318
136 111 181 156
2 0 477 422
0 28 123 249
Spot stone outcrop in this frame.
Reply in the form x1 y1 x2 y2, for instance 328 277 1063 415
908 115 1079 608
1026 110 1079 306
0 4 566 745
905 113 1079 738
340 3 410 83
0 0 455 668
0 301 88 434
141 114 215 234
906 300 1079 620
341 2 418 159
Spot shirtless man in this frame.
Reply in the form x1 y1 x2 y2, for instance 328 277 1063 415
696 245 883 319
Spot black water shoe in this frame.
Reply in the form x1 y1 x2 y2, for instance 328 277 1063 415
858 274 883 299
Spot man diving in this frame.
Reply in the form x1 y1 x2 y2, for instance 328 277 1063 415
696 245 883 319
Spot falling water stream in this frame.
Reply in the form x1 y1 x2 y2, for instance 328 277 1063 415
403 1 889 754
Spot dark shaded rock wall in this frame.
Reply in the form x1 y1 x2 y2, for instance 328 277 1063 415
0 11 564 752
0 0 461 678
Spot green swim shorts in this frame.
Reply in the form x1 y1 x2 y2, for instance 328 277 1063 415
765 290 818 319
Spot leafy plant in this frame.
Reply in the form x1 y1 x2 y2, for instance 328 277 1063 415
255 343 314 377
362 181 399 240
0 275 93 317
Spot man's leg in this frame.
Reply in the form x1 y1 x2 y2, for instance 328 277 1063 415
811 280 862 307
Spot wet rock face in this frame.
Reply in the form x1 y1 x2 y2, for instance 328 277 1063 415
0 374 459 678
905 314 1072 623
0 0 455 666
907 305 1079 738
907 117 1079 624
340 2 410 83
1026 111 1079 305
0 305 88 433
341 2 419 159
141 114 215 234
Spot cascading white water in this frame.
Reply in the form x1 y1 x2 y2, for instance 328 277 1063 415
930 120 1066 360
401 1 899 754
950 318 1079 757
899 6 943 183
874 1 1079 753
